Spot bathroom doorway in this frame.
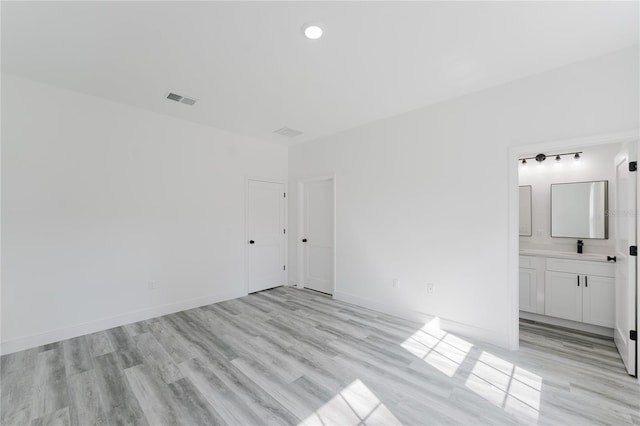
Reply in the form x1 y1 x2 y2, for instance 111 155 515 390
508 130 639 377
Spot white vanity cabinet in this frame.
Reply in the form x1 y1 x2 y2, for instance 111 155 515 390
543 258 615 328
544 270 582 322
581 274 615 328
519 252 615 332
519 256 538 313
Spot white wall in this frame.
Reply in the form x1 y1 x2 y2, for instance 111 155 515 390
288 47 639 347
1 74 287 354
519 143 620 254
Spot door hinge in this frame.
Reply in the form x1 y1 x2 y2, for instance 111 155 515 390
630 161 637 172
631 330 637 341
631 246 638 256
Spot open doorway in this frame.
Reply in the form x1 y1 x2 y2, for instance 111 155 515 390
508 131 639 377
297 175 336 295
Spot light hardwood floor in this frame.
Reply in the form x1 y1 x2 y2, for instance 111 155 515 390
1 287 639 425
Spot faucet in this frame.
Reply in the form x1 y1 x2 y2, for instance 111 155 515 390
577 240 584 254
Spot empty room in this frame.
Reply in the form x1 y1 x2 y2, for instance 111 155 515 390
1 1 639 425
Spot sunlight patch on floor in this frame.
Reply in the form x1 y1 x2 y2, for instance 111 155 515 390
400 317 474 377
299 379 401 426
464 350 542 422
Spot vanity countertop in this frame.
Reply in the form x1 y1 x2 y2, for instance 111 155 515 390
519 248 614 263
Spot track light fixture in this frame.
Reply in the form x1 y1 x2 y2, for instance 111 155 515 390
519 151 582 164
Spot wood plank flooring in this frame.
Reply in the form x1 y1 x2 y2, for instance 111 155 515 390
2 287 639 425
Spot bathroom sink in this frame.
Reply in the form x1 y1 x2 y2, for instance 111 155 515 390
519 248 611 262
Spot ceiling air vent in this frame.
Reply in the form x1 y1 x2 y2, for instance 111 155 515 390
273 126 304 138
165 92 197 106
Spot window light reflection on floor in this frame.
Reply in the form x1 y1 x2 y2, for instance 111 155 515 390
301 317 543 425
400 317 474 377
299 379 401 425
464 351 542 422
401 317 542 423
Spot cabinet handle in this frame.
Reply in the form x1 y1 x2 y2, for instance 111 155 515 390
577 275 580 287
585 276 588 287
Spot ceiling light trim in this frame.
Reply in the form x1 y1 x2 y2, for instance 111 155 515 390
301 22 324 40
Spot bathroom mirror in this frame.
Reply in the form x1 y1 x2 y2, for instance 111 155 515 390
519 186 532 236
551 181 608 239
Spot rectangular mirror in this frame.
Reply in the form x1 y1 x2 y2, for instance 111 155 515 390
551 181 608 239
519 185 532 236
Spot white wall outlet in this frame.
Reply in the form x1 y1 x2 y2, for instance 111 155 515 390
426 283 435 294
392 278 400 289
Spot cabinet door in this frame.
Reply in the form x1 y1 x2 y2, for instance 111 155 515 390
583 275 615 328
519 268 537 313
545 271 582 322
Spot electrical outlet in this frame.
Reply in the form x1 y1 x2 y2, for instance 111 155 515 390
426 283 435 294
392 279 400 289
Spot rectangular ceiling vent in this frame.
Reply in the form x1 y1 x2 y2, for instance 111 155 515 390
273 126 304 138
165 92 197 106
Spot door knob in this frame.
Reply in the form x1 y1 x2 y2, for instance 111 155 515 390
249 240 255 244
302 238 307 243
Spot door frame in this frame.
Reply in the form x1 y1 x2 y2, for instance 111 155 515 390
245 176 288 295
297 174 337 296
507 129 639 352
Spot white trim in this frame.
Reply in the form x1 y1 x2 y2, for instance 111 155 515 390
334 290 507 348
507 129 640 351
0 289 244 355
245 176 288 294
297 174 337 296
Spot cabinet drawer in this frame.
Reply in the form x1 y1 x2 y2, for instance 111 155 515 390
519 256 536 269
546 258 614 277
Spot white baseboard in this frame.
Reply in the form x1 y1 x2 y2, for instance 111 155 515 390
334 290 508 349
1 290 246 355
520 311 614 337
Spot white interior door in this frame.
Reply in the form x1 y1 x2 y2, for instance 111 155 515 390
247 179 286 293
302 179 334 294
614 142 637 376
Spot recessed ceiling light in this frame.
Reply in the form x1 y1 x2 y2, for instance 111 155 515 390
302 23 323 40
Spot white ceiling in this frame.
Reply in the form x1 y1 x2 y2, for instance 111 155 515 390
2 1 638 145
